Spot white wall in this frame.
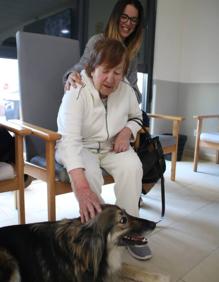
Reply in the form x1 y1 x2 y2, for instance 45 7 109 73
152 0 219 157
153 0 183 82
180 0 219 83
154 0 219 83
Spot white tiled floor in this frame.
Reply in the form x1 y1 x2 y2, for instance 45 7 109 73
0 158 219 282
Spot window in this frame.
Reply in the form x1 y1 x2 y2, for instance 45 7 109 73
137 72 148 110
0 58 20 121
23 9 74 39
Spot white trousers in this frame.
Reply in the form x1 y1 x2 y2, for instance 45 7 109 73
72 147 143 217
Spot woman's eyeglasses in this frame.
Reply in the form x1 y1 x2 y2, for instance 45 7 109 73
120 13 138 25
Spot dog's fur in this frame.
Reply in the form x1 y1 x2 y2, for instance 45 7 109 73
0 204 156 282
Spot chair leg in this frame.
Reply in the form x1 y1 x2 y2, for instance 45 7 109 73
15 176 25 224
15 135 25 224
47 180 56 221
193 118 202 172
14 175 32 211
193 137 200 172
170 151 177 181
14 191 18 210
46 142 56 221
216 151 219 164
16 171 25 224
17 189 25 224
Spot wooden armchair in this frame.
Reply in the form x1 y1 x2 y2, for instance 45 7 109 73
0 120 31 224
16 31 165 221
15 120 117 221
193 114 219 171
147 113 185 181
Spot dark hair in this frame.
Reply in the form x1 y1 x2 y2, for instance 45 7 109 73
85 39 129 77
104 0 144 60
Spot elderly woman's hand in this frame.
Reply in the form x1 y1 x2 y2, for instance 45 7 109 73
113 127 132 153
69 168 102 223
64 71 84 91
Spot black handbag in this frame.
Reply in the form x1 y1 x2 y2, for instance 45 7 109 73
129 117 166 217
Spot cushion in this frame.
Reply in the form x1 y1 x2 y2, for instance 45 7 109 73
0 162 15 181
30 156 111 183
31 156 70 182
200 132 219 143
152 134 176 147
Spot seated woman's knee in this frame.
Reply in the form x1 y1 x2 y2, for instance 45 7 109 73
120 154 142 174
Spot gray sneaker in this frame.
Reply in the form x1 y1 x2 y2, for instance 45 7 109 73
127 243 152 261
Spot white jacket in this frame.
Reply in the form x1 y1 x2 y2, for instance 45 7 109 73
56 70 142 172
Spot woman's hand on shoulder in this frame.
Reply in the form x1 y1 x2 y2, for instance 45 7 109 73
64 71 83 91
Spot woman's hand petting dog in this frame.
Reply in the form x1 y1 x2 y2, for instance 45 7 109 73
76 186 102 223
69 168 102 223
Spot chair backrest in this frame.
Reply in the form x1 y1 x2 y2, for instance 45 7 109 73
16 31 80 160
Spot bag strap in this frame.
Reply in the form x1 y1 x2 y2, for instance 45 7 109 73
151 149 166 219
129 117 166 219
161 175 165 218
128 117 150 136
157 167 165 218
128 117 144 128
153 144 166 219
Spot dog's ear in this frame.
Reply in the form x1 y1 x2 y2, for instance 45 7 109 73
74 224 105 278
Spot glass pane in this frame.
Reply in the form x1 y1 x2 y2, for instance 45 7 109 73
137 72 148 110
0 58 20 121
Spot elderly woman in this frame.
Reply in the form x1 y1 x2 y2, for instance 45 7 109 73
56 38 150 260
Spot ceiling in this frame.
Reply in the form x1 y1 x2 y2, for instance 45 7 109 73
0 0 74 44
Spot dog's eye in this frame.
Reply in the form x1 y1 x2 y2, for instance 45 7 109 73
120 216 128 224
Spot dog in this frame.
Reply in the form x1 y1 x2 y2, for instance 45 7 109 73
0 204 156 282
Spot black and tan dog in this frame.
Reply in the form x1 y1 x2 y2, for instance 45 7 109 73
0 204 156 282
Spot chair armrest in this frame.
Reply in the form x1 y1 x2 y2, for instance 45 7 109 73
147 113 185 137
148 113 185 122
0 120 31 136
11 120 61 141
6 120 60 189
194 114 219 120
193 114 219 135
10 121 61 181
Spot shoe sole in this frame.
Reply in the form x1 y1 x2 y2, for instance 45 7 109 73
127 247 152 261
